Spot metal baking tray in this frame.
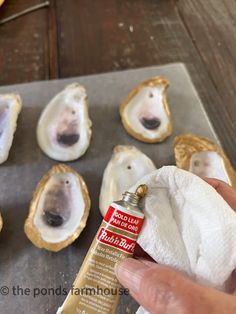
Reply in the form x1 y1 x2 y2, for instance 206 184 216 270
0 63 219 313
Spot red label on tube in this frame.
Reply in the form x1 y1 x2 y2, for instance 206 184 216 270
104 206 144 234
97 227 136 254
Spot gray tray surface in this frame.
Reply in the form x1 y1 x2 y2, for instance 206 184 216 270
0 63 218 313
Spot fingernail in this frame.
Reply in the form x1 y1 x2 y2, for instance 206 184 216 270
115 258 148 294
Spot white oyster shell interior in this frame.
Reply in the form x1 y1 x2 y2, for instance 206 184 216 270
189 151 231 184
37 83 92 161
0 94 22 164
122 85 170 140
33 172 86 243
99 145 156 216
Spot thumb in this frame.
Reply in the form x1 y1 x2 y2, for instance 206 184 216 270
115 258 236 314
203 177 236 211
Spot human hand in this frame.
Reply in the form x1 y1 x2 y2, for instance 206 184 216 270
203 178 236 212
115 258 236 314
116 179 236 313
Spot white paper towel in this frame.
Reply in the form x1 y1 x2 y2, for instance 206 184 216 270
130 166 236 314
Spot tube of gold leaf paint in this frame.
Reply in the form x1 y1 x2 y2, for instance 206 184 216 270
57 184 147 314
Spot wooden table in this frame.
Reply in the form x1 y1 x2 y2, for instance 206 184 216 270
0 1 236 313
0 0 236 165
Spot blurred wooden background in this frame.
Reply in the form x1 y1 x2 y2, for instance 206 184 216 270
0 0 236 165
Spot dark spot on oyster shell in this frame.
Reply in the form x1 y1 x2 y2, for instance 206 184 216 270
43 185 71 227
57 133 80 146
56 118 79 146
44 210 64 227
140 117 161 130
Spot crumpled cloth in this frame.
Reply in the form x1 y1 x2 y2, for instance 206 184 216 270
129 166 236 314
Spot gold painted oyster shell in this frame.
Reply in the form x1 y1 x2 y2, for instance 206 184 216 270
24 164 91 252
174 133 236 188
120 76 173 143
0 0 5 7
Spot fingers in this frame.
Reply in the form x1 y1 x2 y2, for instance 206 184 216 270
116 258 194 313
203 177 231 190
203 178 236 212
115 258 236 314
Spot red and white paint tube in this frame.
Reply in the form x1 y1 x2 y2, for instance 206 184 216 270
57 184 147 314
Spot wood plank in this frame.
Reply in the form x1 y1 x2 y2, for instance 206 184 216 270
48 0 59 79
0 1 235 313
176 0 236 163
57 0 188 76
0 0 52 85
56 0 236 165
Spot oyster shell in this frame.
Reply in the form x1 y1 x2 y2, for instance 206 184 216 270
99 145 156 216
174 133 236 187
37 83 92 161
24 164 91 252
120 77 172 143
0 94 22 164
0 0 5 7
